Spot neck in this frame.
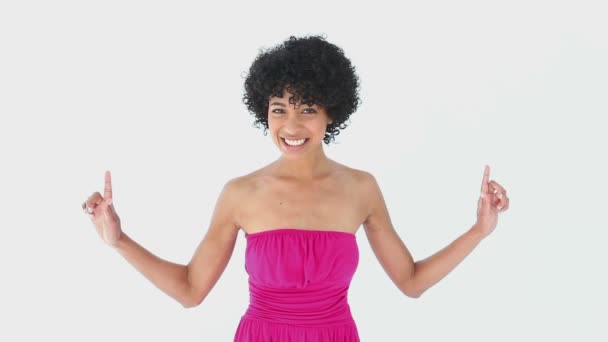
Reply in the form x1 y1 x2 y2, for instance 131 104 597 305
273 148 332 181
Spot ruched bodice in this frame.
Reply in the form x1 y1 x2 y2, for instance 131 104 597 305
233 228 360 342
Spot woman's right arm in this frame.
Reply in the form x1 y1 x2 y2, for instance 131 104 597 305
113 232 193 307
111 178 242 308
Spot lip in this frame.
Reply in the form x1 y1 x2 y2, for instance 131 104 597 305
280 137 308 151
281 136 307 140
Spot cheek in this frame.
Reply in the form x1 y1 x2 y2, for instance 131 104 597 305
267 118 276 131
315 121 329 133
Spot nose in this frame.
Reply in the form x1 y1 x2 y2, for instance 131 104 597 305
283 110 303 131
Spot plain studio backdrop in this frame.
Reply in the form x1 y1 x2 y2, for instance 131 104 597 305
1 0 606 341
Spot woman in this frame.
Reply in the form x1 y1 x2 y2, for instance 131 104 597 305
81 35 510 341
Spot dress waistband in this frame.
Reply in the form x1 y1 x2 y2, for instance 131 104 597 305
243 280 355 327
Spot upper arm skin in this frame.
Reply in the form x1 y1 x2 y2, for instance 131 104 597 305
185 178 242 307
361 172 420 298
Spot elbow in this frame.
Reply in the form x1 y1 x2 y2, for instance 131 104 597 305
180 293 198 308
182 289 208 308
400 278 424 299
405 288 423 299
182 300 200 309
182 268 205 308
181 284 205 309
181 294 203 309
402 284 423 298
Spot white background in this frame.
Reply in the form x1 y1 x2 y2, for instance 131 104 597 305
1 0 606 341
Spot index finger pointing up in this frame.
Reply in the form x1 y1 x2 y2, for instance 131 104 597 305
480 165 490 196
104 170 113 199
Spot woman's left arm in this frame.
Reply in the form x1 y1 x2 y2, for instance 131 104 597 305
360 165 509 298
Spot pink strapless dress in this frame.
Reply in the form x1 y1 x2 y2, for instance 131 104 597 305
233 228 360 342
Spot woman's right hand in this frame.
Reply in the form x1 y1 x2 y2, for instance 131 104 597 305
82 170 123 247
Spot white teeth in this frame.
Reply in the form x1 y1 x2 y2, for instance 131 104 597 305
284 138 306 146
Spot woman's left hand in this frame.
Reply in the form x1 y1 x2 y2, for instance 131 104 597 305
472 165 509 239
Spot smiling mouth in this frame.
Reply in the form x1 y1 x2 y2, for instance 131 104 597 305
281 137 309 149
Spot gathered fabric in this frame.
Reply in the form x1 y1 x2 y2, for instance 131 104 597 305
233 228 360 342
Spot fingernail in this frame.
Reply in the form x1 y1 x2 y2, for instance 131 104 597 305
498 193 503 199
108 199 113 206
497 206 503 211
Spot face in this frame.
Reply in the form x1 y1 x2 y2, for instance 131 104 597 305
267 89 333 157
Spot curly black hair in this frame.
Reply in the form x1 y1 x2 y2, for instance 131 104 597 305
242 34 361 144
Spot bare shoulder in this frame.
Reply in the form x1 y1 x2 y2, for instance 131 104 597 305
317 161 376 195
219 174 253 211
220 170 266 227
208 175 248 222
339 164 377 191
358 169 380 194
222 174 248 192
228 168 265 194
331 162 378 207
353 167 375 184
338 166 383 223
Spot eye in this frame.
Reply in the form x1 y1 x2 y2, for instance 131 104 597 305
270 108 316 114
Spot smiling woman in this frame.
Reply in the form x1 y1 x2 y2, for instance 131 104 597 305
82 33 510 342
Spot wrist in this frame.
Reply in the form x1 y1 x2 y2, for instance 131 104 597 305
112 231 129 251
467 224 486 242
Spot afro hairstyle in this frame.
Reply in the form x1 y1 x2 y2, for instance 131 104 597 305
242 34 361 144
